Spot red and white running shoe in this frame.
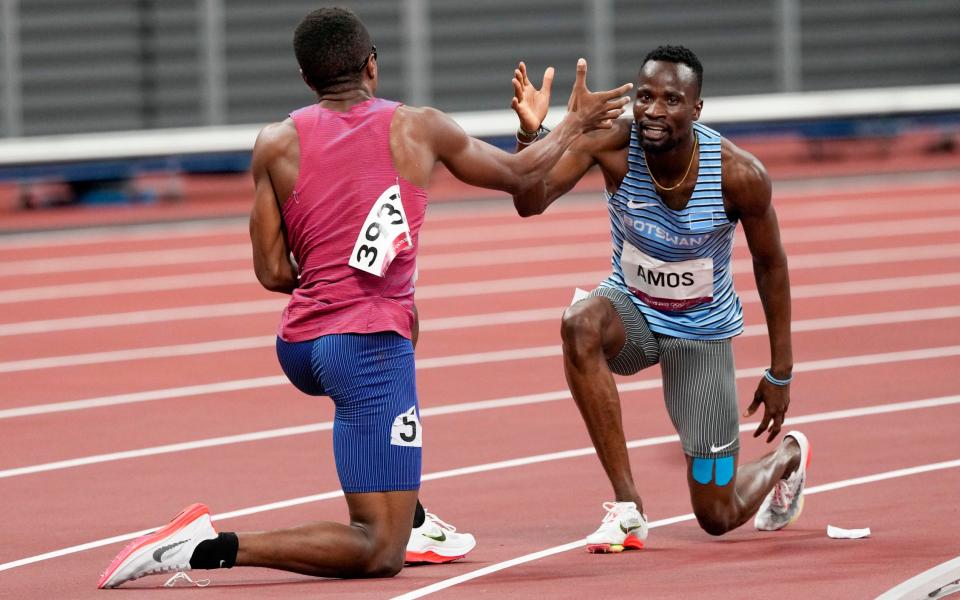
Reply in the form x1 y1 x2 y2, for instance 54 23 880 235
405 511 476 564
585 501 648 553
97 503 217 589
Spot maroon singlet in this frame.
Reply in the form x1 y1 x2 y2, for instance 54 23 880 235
278 98 427 342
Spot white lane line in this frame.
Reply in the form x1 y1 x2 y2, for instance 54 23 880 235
2 334 959 421
3 239 960 336
0 270 254 304
422 241 960 275
5 191 960 275
744 305 960 335
0 221 245 250
3 303 959 375
0 299 285 337
0 376 287 419
774 191 960 220
743 272 960 302
2 408 957 575
1 182 957 252
0 244 251 276
0 422 335 479
0 298 960 419
777 215 960 244
0 269 580 304
0 336 274 373
2 338 958 481
391 458 960 600
0 182 956 250
4 211 960 302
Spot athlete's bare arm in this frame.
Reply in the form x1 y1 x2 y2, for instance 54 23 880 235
722 139 793 442
390 59 631 193
513 125 630 216
508 61 631 216
250 120 299 294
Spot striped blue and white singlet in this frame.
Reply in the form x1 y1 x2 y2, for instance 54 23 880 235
599 121 744 340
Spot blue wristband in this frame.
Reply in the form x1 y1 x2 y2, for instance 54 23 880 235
763 368 793 386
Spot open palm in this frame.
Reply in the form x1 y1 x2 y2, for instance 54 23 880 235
511 62 554 133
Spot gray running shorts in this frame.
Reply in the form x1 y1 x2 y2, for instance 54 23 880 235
584 286 740 458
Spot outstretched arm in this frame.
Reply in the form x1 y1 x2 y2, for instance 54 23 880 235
416 59 630 196
509 61 614 216
249 124 298 294
730 144 793 442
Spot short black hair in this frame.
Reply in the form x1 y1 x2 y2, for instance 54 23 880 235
293 7 372 91
641 45 703 96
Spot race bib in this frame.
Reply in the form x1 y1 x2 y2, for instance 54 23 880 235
348 185 413 277
390 406 422 447
622 241 713 311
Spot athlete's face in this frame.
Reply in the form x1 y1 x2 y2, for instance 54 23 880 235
633 61 703 154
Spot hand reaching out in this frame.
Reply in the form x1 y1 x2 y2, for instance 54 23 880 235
565 58 633 134
511 62 554 133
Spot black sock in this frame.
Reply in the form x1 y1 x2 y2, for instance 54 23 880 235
413 501 426 528
189 532 239 570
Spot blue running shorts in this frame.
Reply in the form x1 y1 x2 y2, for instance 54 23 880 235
276 332 421 493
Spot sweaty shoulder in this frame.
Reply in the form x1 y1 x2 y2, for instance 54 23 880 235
392 105 450 142
390 105 453 188
720 136 772 218
255 118 298 157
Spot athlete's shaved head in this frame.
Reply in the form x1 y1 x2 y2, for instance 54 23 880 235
641 45 703 96
294 7 373 92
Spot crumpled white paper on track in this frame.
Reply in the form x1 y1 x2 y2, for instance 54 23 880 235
827 525 871 539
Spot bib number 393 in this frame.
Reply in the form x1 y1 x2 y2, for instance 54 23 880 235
348 185 413 277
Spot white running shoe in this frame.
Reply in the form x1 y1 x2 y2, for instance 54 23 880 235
405 511 476 564
585 501 648 553
755 431 813 531
98 503 217 589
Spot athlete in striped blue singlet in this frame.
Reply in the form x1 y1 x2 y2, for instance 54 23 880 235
511 46 812 551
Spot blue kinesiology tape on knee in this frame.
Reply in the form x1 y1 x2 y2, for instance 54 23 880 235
714 456 735 486
692 457 714 485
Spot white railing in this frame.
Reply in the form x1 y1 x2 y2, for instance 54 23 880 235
0 83 958 168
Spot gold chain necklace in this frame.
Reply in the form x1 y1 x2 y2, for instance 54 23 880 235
644 137 698 192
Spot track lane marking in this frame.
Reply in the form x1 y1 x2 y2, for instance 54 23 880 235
1 396 957 573
2 264 960 328
2 336 959 421
1 183 957 251
2 304 960 374
391 459 960 600
0 209 956 277
1 341 958 476
4 213 960 301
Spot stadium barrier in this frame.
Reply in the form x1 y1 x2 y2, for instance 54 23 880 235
0 83 957 206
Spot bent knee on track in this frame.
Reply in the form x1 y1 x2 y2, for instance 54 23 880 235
561 300 610 352
694 510 737 537
690 493 739 536
358 554 404 578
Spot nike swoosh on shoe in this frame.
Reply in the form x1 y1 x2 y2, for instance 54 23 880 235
152 539 190 562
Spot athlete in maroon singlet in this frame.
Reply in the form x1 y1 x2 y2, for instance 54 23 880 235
97 6 632 588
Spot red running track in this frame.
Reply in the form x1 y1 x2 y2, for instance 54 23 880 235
0 173 958 599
